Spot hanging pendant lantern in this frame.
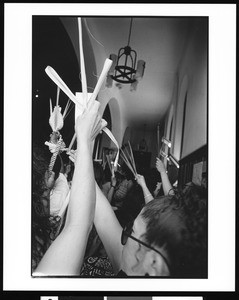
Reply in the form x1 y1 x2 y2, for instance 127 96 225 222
111 18 143 84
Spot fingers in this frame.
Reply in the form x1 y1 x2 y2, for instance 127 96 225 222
135 174 140 180
69 156 75 163
75 101 101 141
135 174 143 182
88 98 100 113
156 157 161 163
67 150 77 164
156 157 164 169
91 114 103 140
67 149 76 154
87 99 96 112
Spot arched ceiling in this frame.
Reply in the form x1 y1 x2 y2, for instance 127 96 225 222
61 17 194 131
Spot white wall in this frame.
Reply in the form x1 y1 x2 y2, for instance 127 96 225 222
98 93 125 157
98 18 207 166
172 19 207 160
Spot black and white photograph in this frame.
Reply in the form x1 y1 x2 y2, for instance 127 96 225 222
3 3 236 293
31 15 208 279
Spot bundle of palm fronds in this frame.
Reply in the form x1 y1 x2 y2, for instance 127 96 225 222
120 141 137 177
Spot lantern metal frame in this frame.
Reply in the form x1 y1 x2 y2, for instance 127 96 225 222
111 18 137 84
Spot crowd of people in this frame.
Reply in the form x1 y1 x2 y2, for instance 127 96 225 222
32 101 207 278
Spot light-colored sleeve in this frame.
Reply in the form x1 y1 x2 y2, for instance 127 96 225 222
50 174 70 216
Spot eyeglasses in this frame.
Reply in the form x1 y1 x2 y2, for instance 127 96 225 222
121 221 171 272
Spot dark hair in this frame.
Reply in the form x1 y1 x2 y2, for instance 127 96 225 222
141 184 207 278
93 161 104 188
32 144 48 194
66 161 74 182
116 184 145 227
144 167 161 194
32 144 54 271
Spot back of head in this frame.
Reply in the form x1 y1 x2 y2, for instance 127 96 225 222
120 183 145 225
141 184 207 278
144 167 161 194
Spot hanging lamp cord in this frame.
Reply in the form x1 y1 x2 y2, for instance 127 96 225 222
127 18 133 46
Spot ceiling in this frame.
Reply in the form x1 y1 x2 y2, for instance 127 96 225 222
32 16 195 145
61 17 194 131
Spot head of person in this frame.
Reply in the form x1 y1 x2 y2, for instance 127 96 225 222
144 167 162 194
120 184 207 277
120 184 145 226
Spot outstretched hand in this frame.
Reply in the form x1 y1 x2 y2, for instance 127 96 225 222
111 175 117 187
155 182 162 191
135 174 146 187
156 157 166 174
75 101 100 142
67 150 77 164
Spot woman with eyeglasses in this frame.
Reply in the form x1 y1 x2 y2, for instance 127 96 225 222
66 147 207 277
66 148 207 277
93 177 207 277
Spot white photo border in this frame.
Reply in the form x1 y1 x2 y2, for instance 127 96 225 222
4 3 236 291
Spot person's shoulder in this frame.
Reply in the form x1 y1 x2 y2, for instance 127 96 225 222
54 173 69 189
